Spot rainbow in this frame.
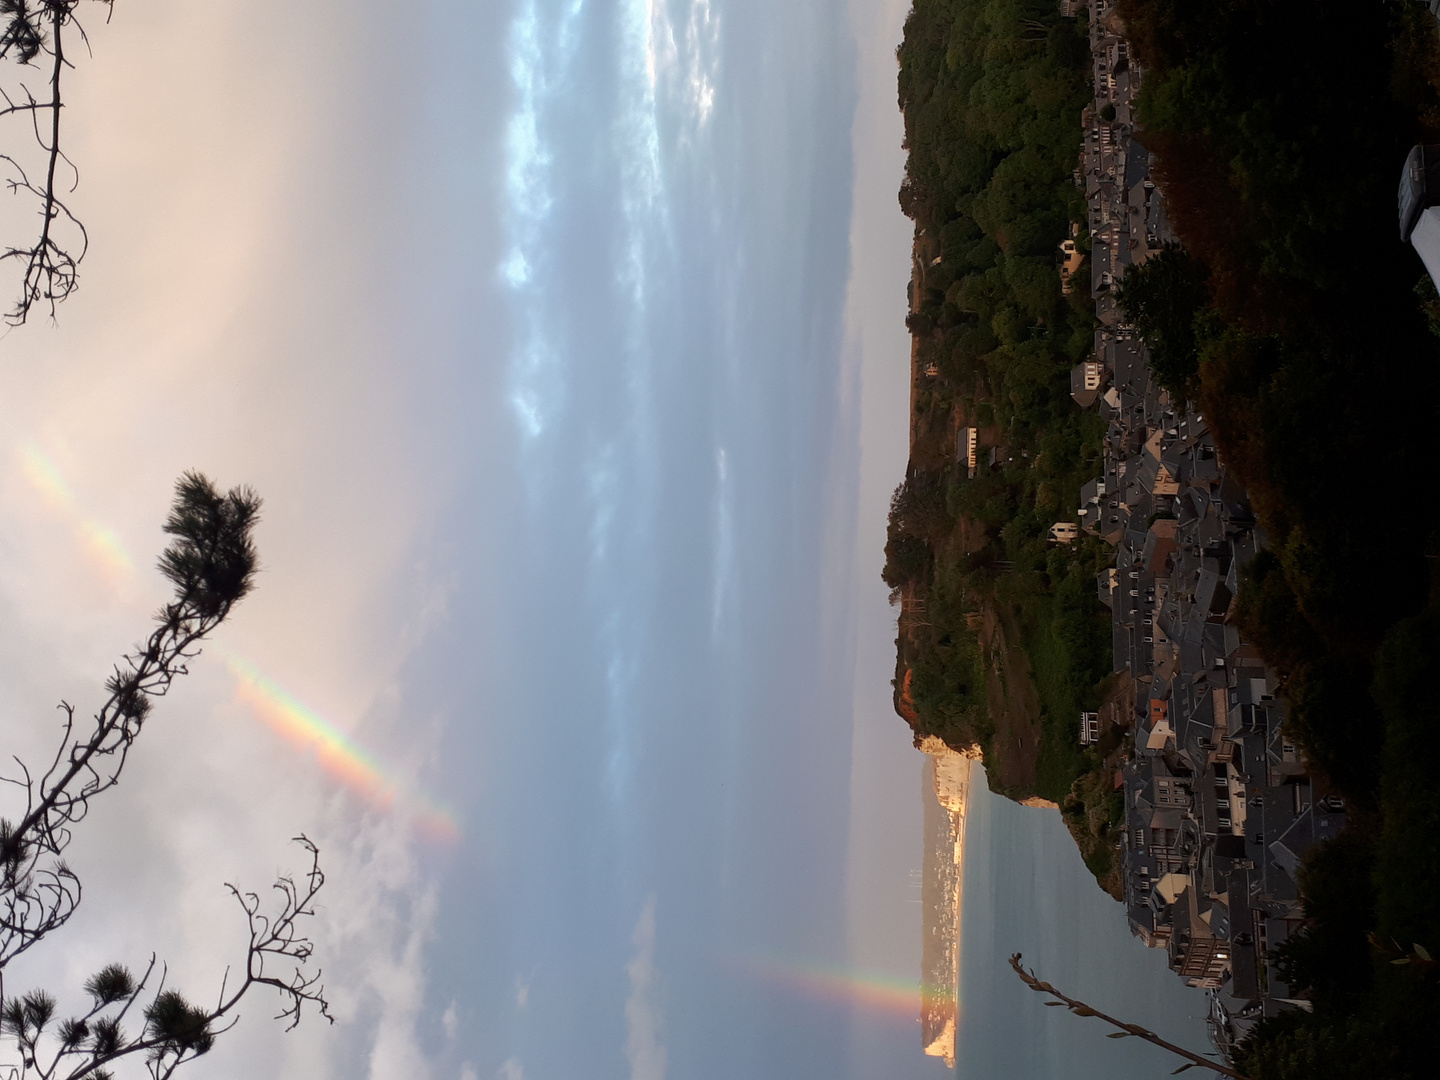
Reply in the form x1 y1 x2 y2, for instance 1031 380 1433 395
731 957 954 1019
226 656 461 843
14 445 461 843
17 443 135 581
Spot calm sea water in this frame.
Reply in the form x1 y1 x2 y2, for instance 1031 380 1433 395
957 765 1213 1079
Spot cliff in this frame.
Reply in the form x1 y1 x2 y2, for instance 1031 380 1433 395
917 737 981 1067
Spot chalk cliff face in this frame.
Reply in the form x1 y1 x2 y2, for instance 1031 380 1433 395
918 738 981 1067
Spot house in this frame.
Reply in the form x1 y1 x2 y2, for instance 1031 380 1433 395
1141 518 1178 574
1086 7 1339 1028
1059 238 1086 295
1070 359 1106 406
1167 883 1232 987
1078 475 1109 533
1049 521 1081 543
1143 697 1174 752
1097 567 1118 607
1080 711 1101 745
956 426 978 477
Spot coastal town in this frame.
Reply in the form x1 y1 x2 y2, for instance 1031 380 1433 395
1064 0 1342 1055
892 1 1396 1069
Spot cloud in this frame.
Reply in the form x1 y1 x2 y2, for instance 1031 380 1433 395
314 818 441 1080
496 1058 524 1080
624 895 666 1080
515 973 532 1009
443 1001 459 1040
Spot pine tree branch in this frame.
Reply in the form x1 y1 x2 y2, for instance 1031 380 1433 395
0 473 260 970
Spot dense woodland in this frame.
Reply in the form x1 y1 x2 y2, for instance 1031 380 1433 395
887 0 1120 889
1114 1 1440 1075
890 0 1440 1073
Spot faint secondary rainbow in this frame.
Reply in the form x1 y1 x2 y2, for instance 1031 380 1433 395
227 656 460 843
17 443 135 581
730 957 955 1019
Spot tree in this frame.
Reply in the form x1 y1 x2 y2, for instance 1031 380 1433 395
0 1 110 326
1115 242 1210 394
0 473 332 1078
887 469 952 543
882 470 952 588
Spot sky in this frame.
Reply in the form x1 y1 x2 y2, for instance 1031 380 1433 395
0 2 1207 1079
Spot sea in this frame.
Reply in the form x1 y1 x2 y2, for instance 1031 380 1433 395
957 763 1214 1079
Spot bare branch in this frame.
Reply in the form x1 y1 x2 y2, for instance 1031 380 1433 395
0 1 112 326
1009 953 1247 1078
0 842 329 1079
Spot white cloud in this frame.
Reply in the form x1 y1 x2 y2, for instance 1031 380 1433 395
515 973 532 1009
624 895 666 1080
443 1001 459 1040
645 0 720 131
496 1058 525 1080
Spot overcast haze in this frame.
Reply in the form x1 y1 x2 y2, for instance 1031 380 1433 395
0 2 1208 1079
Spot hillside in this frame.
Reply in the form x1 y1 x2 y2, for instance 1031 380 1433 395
887 0 1440 1073
886 0 1124 886
1115 2 1440 1075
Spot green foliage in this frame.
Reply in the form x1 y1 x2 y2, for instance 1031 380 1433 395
158 471 262 619
888 469 953 542
1051 562 1110 690
1015 555 1111 802
89 1015 121 1058
1235 1009 1388 1080
1271 829 1377 1014
882 534 931 589
905 561 991 751
898 0 1090 336
1123 0 1440 296
84 965 135 1008
1415 272 1440 337
890 0 1121 834
1060 760 1124 897
1115 243 1208 393
1 991 56 1039
143 990 214 1057
883 469 953 588
1372 612 1440 960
